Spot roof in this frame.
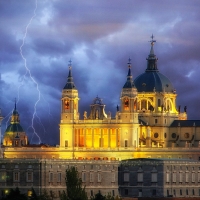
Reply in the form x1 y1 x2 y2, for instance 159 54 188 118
5 124 24 132
63 66 77 90
170 120 200 127
134 71 174 92
123 62 136 89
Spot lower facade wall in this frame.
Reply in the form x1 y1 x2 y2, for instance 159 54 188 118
0 158 119 199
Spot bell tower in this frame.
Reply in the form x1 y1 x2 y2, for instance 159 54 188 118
120 59 138 123
61 60 79 123
60 61 79 149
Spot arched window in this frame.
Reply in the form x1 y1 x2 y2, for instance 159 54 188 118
64 100 69 109
124 98 129 110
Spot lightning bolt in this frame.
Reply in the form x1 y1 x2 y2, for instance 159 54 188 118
19 0 42 144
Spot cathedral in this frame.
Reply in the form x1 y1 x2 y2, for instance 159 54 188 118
2 37 200 160
1 37 200 198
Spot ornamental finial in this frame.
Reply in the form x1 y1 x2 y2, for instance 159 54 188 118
149 34 156 46
68 59 72 69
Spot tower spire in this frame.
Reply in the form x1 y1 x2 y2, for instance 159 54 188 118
63 59 77 89
123 58 135 89
146 34 158 71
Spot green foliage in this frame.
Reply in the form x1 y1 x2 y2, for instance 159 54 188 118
114 196 121 200
59 191 67 200
105 193 114 200
29 188 38 200
63 166 88 200
1 187 27 200
38 189 52 200
92 192 119 200
91 192 105 200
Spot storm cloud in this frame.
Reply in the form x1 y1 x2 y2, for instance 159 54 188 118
1 0 200 145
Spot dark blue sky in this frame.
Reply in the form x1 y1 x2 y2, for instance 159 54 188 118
1 0 200 145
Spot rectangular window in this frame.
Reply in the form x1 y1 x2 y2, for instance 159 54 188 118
158 99 161 107
173 189 176 196
192 172 195 182
152 189 156 196
151 173 157 182
82 172 86 182
49 173 53 182
155 119 158 124
0 171 6 182
112 190 115 197
138 189 142 197
65 140 68 147
179 172 183 182
57 173 61 182
198 173 200 182
180 189 182 196
166 172 169 182
186 172 189 182
91 190 93 196
97 173 101 182
137 173 143 182
13 172 20 182
111 173 115 182
125 189 128 195
173 172 176 183
125 140 128 147
26 171 33 182
90 173 93 182
124 173 129 182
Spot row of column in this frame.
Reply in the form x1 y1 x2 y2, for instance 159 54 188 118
74 128 121 148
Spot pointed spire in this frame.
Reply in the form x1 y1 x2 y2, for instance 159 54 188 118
146 34 158 71
127 57 132 77
13 98 19 115
11 100 20 124
123 58 135 89
63 59 77 89
14 98 17 111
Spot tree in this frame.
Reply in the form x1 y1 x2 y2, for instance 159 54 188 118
1 187 27 200
29 188 38 200
38 189 52 200
91 192 105 200
63 166 88 200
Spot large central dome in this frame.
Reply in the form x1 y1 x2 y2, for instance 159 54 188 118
134 71 174 93
134 36 175 93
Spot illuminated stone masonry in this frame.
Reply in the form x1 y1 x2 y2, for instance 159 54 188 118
2 37 200 198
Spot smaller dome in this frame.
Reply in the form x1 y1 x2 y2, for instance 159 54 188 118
5 124 24 133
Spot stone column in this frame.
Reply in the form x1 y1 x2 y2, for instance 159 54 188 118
116 129 118 147
92 128 94 148
100 129 103 147
83 128 86 147
108 129 110 148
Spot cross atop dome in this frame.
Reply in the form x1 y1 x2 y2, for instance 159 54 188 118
149 34 156 46
68 59 72 69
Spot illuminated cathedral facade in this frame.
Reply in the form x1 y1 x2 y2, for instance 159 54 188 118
2 38 200 198
3 38 200 160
